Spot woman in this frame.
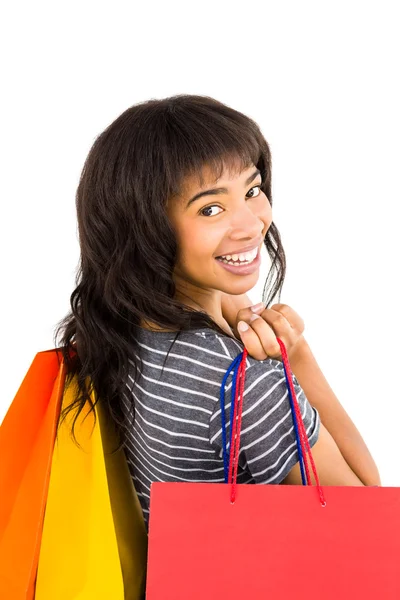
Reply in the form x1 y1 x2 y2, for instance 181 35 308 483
55 94 380 531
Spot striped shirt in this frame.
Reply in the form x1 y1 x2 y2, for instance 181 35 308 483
121 326 321 531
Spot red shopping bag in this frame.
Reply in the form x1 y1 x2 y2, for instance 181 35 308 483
0 349 67 599
146 340 400 599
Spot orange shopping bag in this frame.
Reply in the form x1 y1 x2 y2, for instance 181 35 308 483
0 349 66 599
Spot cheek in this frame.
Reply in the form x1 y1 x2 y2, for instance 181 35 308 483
176 223 221 271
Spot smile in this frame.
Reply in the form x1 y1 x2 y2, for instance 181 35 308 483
215 246 261 275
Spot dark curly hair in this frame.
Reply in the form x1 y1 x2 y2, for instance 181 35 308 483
53 94 287 449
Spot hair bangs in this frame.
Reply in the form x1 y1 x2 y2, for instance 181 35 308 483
158 95 264 200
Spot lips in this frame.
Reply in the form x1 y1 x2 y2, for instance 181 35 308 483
217 250 255 259
215 246 261 275
215 237 264 259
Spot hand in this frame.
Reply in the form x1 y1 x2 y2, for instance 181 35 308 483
234 302 306 362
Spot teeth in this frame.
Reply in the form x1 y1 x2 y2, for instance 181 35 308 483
217 246 258 266
219 247 258 263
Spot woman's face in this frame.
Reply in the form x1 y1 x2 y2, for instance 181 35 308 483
166 161 272 313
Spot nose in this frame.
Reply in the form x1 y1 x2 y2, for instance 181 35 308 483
228 204 266 241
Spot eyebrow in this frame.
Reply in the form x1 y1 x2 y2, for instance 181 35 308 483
185 169 262 210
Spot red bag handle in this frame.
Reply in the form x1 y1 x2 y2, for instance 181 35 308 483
228 339 326 507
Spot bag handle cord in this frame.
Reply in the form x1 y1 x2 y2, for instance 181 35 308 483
219 338 326 507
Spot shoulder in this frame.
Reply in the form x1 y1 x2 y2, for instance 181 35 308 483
159 328 244 365
206 330 321 483
179 329 303 402
190 329 299 383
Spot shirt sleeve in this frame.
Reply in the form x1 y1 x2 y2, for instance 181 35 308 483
208 344 321 484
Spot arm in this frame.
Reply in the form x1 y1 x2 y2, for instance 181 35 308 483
282 421 366 486
287 338 381 486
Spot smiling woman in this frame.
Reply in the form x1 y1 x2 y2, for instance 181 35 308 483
51 94 378 537
53 94 287 427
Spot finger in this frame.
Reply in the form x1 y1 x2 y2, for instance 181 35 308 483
256 307 294 333
237 320 269 361
236 307 290 358
269 303 305 332
237 305 291 330
247 314 282 358
250 302 266 313
235 305 299 360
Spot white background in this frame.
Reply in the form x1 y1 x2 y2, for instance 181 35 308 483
1 2 399 485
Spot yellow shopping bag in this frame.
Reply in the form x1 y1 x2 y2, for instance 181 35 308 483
35 374 148 599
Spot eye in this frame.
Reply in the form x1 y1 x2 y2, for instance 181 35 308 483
198 184 263 217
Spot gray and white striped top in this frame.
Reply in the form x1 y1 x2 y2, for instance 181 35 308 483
121 326 321 531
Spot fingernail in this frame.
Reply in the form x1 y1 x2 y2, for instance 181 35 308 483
237 321 249 332
250 314 261 322
250 302 265 313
